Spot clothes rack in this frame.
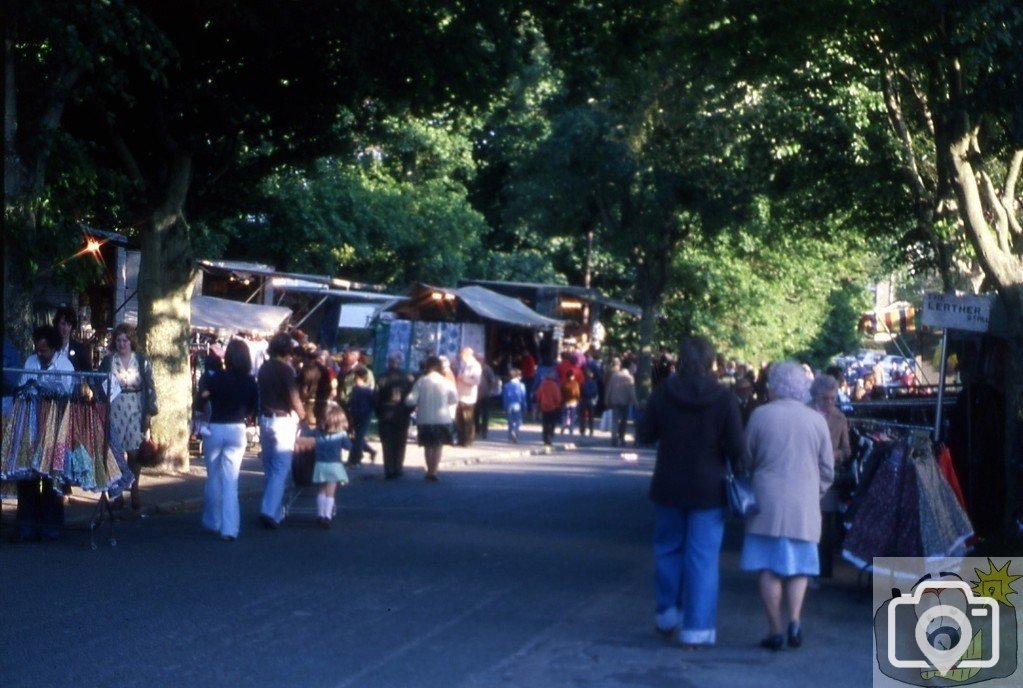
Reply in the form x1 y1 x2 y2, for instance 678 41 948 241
2 366 126 549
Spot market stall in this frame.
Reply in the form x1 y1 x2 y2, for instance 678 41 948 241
373 284 562 374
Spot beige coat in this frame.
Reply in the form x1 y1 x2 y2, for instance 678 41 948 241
743 399 834 543
604 369 638 406
820 406 851 512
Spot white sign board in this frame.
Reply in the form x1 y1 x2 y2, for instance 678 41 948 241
338 303 377 329
921 292 993 333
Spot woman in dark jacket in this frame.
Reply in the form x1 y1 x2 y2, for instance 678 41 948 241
200 340 258 540
98 323 158 512
636 336 746 648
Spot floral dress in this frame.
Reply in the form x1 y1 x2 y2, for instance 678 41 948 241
110 354 144 454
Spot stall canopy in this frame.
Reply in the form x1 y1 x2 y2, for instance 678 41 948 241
190 295 292 336
381 284 562 328
458 278 642 318
858 301 918 337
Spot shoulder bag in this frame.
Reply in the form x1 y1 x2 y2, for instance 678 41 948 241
724 461 758 518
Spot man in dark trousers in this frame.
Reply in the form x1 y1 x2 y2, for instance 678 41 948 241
374 354 415 479
636 336 746 649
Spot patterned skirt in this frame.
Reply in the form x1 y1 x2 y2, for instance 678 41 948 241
111 391 144 455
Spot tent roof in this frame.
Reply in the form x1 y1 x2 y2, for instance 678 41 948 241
382 284 562 328
197 259 387 293
458 278 641 317
190 295 292 336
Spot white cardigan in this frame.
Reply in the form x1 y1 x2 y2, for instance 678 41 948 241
405 371 458 425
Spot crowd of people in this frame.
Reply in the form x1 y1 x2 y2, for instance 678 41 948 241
7 319 865 653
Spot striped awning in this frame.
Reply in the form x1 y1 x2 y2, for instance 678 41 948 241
858 302 917 335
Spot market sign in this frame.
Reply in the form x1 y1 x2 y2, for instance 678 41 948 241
921 292 994 333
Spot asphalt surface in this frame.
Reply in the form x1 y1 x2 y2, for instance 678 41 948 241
1 440 873 688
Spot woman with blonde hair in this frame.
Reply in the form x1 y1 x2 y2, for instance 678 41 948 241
98 323 158 513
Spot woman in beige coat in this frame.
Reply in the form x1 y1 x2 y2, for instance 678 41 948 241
810 374 851 578
741 362 834 650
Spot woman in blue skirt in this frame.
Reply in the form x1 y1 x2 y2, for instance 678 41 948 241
741 361 834 650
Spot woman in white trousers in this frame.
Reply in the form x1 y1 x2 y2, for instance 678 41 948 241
201 340 259 540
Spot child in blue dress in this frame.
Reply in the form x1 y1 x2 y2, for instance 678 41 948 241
312 403 352 529
501 368 527 443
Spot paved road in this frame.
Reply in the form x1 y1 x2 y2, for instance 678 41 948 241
1 447 872 687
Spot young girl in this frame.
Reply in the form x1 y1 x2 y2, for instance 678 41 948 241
311 403 352 529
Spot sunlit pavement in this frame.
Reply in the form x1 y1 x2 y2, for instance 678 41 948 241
1 432 871 688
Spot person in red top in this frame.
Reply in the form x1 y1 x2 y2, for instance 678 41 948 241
519 349 537 419
534 371 563 446
556 351 583 385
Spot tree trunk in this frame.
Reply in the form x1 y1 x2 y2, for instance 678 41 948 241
999 287 1022 534
635 289 657 404
2 210 37 350
948 135 1023 536
137 154 196 471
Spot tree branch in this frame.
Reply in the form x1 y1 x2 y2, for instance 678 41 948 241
979 167 1011 253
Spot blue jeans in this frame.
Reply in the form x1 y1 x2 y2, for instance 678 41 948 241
202 422 246 538
506 404 522 436
259 415 299 523
653 504 725 644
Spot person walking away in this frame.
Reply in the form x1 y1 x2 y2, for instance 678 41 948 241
741 361 833 650
345 367 377 466
534 372 562 446
454 347 482 447
200 340 258 541
374 355 415 479
604 358 638 446
561 369 581 434
12 326 75 542
99 323 158 514
256 332 305 529
636 337 746 648
579 368 599 436
809 374 851 579
502 368 527 443
475 355 500 439
405 356 458 481
311 403 352 528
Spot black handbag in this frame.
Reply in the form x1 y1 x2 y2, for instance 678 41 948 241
724 461 758 518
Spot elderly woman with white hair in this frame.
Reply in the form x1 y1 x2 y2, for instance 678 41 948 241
741 361 834 651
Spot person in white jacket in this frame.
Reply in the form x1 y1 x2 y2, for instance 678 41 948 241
406 356 458 481
454 347 482 447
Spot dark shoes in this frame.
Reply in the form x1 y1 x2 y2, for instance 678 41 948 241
425 473 439 482
759 623 801 651
787 622 802 648
316 517 332 530
259 514 278 530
